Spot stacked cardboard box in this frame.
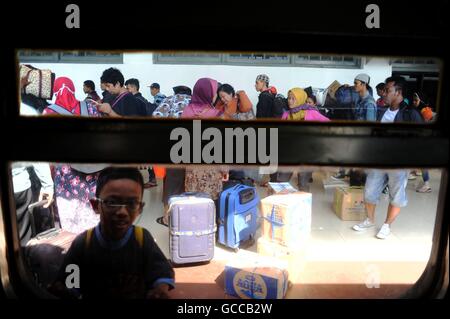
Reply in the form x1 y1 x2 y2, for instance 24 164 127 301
258 192 311 285
261 192 312 248
333 187 367 221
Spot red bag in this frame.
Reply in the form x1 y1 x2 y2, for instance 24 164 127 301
421 107 433 121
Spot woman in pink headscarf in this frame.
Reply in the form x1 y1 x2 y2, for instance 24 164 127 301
182 78 228 206
43 77 99 116
181 78 223 119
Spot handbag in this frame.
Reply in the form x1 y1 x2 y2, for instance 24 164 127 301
20 64 55 100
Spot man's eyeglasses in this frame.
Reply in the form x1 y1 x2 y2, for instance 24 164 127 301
96 198 144 212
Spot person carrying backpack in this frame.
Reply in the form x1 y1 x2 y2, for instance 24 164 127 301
254 74 286 118
43 77 100 117
49 167 174 299
125 78 157 116
215 83 254 120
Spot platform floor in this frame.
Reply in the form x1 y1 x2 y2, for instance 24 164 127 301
136 169 440 298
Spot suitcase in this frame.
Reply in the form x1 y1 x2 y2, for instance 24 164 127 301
168 192 216 265
218 184 259 251
25 200 77 288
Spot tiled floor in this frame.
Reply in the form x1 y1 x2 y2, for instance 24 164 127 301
137 168 441 298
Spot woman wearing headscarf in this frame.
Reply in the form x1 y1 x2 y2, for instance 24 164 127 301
43 77 99 116
181 78 223 119
43 77 105 233
182 78 228 207
155 79 229 227
282 87 330 122
282 88 330 191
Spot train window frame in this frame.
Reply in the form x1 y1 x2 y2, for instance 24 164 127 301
18 51 124 64
153 52 363 69
391 58 440 73
293 55 363 69
1 33 449 299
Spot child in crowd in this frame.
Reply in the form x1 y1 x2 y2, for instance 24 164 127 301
50 167 175 299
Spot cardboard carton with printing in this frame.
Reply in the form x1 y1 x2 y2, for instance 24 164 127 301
267 182 298 195
333 187 368 221
225 250 289 299
261 192 312 248
257 237 306 283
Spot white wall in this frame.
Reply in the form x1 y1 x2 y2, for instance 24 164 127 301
30 53 392 106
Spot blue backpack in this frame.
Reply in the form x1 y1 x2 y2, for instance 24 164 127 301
335 85 359 106
329 86 360 120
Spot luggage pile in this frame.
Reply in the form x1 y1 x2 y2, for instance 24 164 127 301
313 80 365 120
224 185 312 299
166 176 312 299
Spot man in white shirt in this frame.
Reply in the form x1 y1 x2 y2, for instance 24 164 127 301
353 76 422 239
378 77 423 123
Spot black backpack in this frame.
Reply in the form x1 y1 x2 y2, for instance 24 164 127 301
349 169 367 187
272 94 289 118
145 102 157 116
135 95 156 116
223 170 255 190
270 171 294 183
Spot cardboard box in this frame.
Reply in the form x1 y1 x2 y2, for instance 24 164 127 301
225 250 289 299
333 187 368 221
268 182 298 195
261 192 312 248
326 80 341 100
257 237 306 283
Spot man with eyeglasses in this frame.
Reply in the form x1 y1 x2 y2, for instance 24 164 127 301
353 76 423 239
50 167 174 298
96 68 147 117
